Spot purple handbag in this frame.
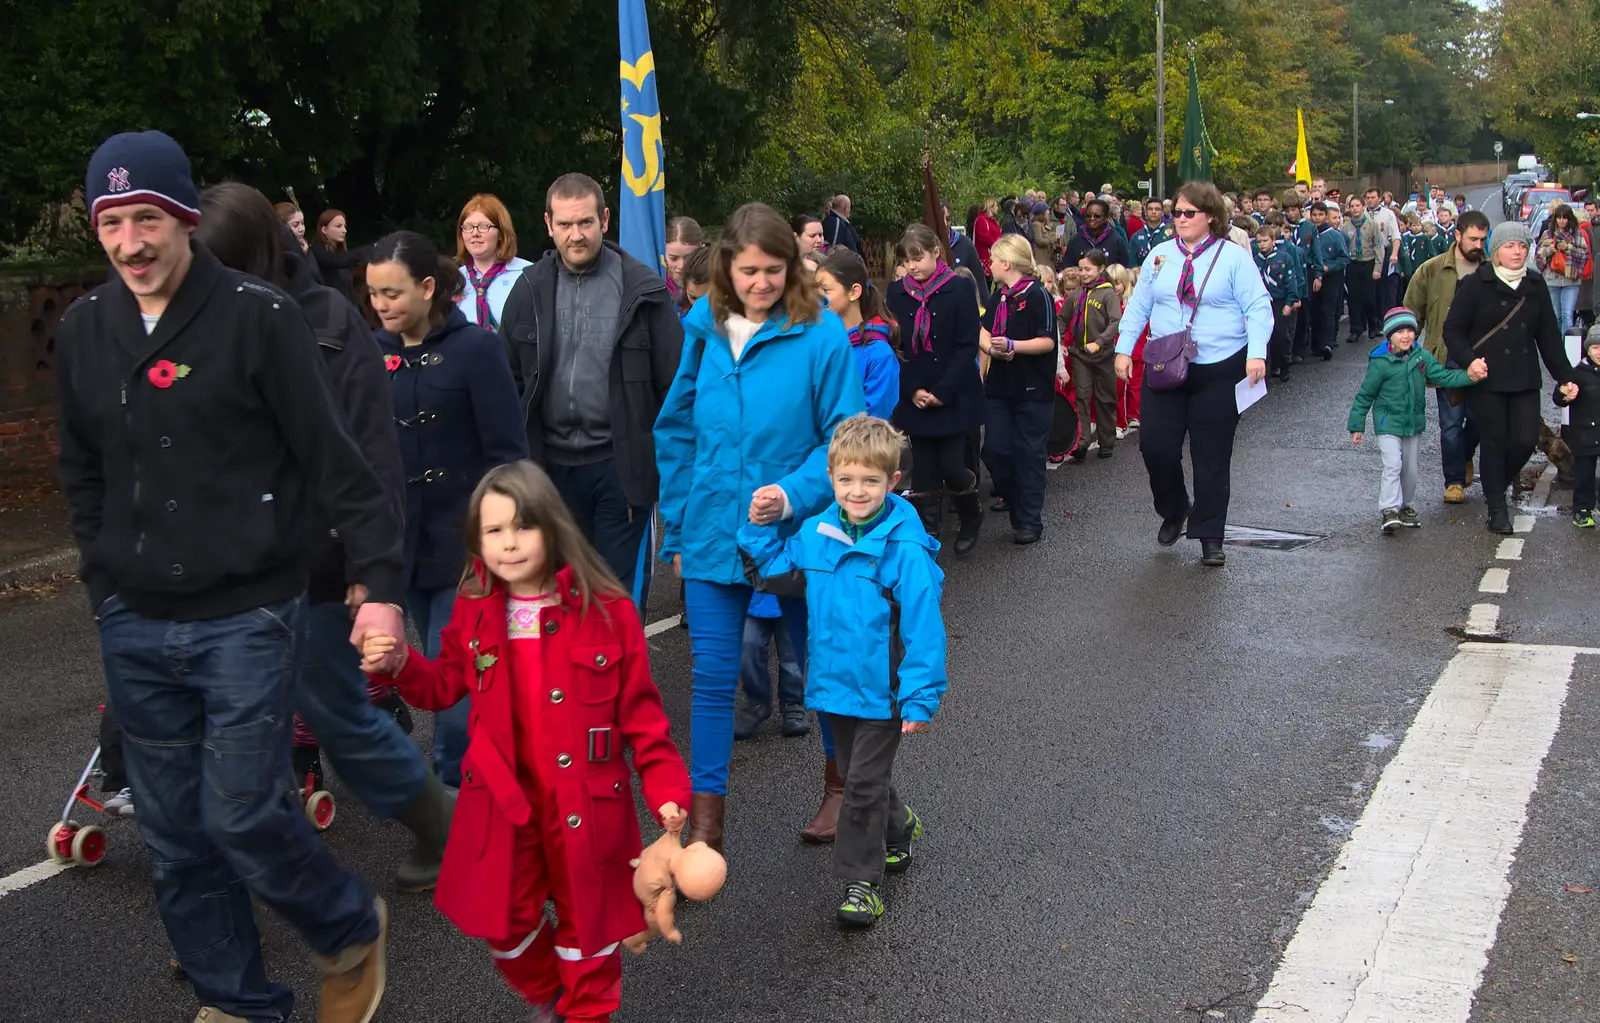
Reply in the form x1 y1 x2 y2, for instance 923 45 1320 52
1144 246 1223 391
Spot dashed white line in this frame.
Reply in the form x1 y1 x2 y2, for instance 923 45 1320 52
0 858 70 899
643 614 682 637
1527 463 1557 510
1495 538 1524 561
1478 568 1510 594
1512 514 1535 534
1465 603 1502 636
1254 643 1589 1023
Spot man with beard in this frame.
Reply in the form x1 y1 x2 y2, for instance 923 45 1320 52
1405 209 1491 504
498 173 684 602
1063 198 1132 268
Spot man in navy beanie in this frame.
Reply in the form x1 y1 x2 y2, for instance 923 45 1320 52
58 129 402 1023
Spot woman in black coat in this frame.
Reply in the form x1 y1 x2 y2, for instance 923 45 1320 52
310 208 374 303
888 223 987 553
1443 222 1572 534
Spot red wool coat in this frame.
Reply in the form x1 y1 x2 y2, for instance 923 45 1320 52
384 569 691 954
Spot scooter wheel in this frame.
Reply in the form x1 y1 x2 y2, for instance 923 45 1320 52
46 823 75 864
305 790 336 832
70 824 107 866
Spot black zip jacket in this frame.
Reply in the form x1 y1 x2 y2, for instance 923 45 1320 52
1554 358 1600 457
498 242 684 508
55 242 405 620
280 248 406 605
1443 262 1570 393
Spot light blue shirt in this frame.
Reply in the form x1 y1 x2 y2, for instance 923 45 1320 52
456 256 533 328
1116 237 1274 363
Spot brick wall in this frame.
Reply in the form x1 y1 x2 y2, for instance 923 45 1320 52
0 265 103 475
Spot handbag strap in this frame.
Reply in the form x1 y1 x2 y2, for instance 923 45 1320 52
1471 296 1526 352
1186 244 1224 327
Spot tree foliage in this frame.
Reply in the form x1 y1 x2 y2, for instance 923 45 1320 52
1485 0 1600 174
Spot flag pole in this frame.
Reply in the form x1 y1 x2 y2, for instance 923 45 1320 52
1155 0 1165 202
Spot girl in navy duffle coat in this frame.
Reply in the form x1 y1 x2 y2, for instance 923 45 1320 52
369 230 528 786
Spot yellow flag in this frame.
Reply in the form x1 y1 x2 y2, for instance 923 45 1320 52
1288 108 1311 183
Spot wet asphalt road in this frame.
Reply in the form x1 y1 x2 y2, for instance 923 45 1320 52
3 184 1597 1022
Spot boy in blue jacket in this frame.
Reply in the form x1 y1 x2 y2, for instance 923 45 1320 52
739 414 947 929
1255 223 1298 382
1310 201 1351 360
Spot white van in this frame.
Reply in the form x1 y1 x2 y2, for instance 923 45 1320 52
1518 154 1541 172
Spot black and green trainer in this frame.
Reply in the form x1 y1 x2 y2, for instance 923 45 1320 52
884 806 923 874
836 881 885 928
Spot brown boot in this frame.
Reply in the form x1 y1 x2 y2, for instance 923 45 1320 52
686 792 725 854
799 758 844 844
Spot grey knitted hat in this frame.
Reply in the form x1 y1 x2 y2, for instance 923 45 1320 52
1488 221 1533 261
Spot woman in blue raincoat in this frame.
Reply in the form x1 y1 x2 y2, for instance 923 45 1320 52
655 203 865 852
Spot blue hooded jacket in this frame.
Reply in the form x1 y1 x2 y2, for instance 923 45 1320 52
738 494 947 722
655 297 865 585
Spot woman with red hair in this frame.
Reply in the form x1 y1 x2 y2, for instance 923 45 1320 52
455 194 533 330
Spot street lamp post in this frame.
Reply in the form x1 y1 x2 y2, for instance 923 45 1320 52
1155 0 1165 201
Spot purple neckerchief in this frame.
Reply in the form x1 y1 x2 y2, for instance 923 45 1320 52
901 261 957 353
1176 235 1220 313
992 276 1039 338
464 260 508 328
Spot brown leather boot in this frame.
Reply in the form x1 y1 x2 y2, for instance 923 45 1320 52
799 758 844 844
686 792 725 854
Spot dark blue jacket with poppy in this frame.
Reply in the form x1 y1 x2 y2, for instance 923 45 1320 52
375 308 528 592
887 274 987 436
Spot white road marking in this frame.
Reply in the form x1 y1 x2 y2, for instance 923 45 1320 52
1465 603 1501 636
643 614 682 637
1526 464 1557 510
1254 643 1590 1023
1478 568 1510 594
1495 538 1524 561
0 858 71 899
1512 514 1535 534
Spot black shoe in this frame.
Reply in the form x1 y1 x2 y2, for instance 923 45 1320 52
1487 507 1514 535
1292 355 1305 364
951 489 983 555
990 496 1009 513
733 701 771 741
1013 526 1042 545
908 492 943 539
1096 446 1114 459
779 705 810 738
1157 505 1190 546
1069 446 1089 462
1277 371 1290 383
1345 336 1360 345
1201 541 1226 566
1318 346 1332 361
1368 331 1383 341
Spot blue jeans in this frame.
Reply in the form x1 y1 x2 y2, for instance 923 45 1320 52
407 586 466 787
99 595 379 1022
1551 282 1580 337
739 614 805 710
546 458 654 608
1437 389 1481 488
297 598 430 818
683 580 832 793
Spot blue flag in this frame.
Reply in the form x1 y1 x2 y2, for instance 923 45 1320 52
619 0 666 275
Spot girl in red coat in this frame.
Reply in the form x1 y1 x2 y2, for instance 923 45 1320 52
361 460 691 1023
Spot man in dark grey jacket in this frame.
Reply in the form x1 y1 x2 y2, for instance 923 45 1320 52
499 173 684 602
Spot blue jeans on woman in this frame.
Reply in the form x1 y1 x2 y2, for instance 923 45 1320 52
1551 282 1580 337
683 580 833 793
407 585 466 787
740 613 805 711
99 595 380 1021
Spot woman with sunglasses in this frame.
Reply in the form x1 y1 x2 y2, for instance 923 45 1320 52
1114 182 1273 567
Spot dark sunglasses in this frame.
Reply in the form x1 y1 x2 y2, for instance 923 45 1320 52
1172 208 1204 219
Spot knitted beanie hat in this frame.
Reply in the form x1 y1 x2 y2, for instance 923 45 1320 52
1382 306 1419 339
1487 221 1533 262
85 131 201 225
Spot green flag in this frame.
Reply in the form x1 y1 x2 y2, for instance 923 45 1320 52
1178 53 1216 183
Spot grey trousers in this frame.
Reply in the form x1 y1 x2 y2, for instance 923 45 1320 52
827 714 914 885
1378 433 1421 511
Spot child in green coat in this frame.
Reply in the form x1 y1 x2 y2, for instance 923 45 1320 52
1349 307 1487 531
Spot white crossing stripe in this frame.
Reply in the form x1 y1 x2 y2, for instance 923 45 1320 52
1464 604 1501 636
1495 538 1524 561
0 858 71 899
1254 643 1590 1023
1512 514 1535 534
643 614 681 637
1477 568 1510 594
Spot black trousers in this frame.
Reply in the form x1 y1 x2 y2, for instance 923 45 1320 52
982 398 1053 531
1293 302 1311 357
99 702 127 792
1313 269 1344 351
1269 308 1294 374
1575 455 1598 512
826 714 913 886
909 432 976 494
1138 348 1246 542
1048 391 1080 457
1465 389 1542 510
1346 263 1379 340
547 457 653 606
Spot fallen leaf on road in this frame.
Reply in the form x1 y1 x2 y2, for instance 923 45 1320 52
1563 952 1578 964
1563 883 1590 894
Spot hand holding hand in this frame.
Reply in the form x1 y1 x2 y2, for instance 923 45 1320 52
658 802 687 833
1469 357 1488 381
1246 358 1267 384
749 485 786 525
350 601 405 672
359 630 406 675
1114 354 1133 381
1351 431 1364 445
1561 380 1580 401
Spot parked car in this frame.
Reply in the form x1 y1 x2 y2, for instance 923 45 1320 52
1520 186 1572 222
1503 173 1539 217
